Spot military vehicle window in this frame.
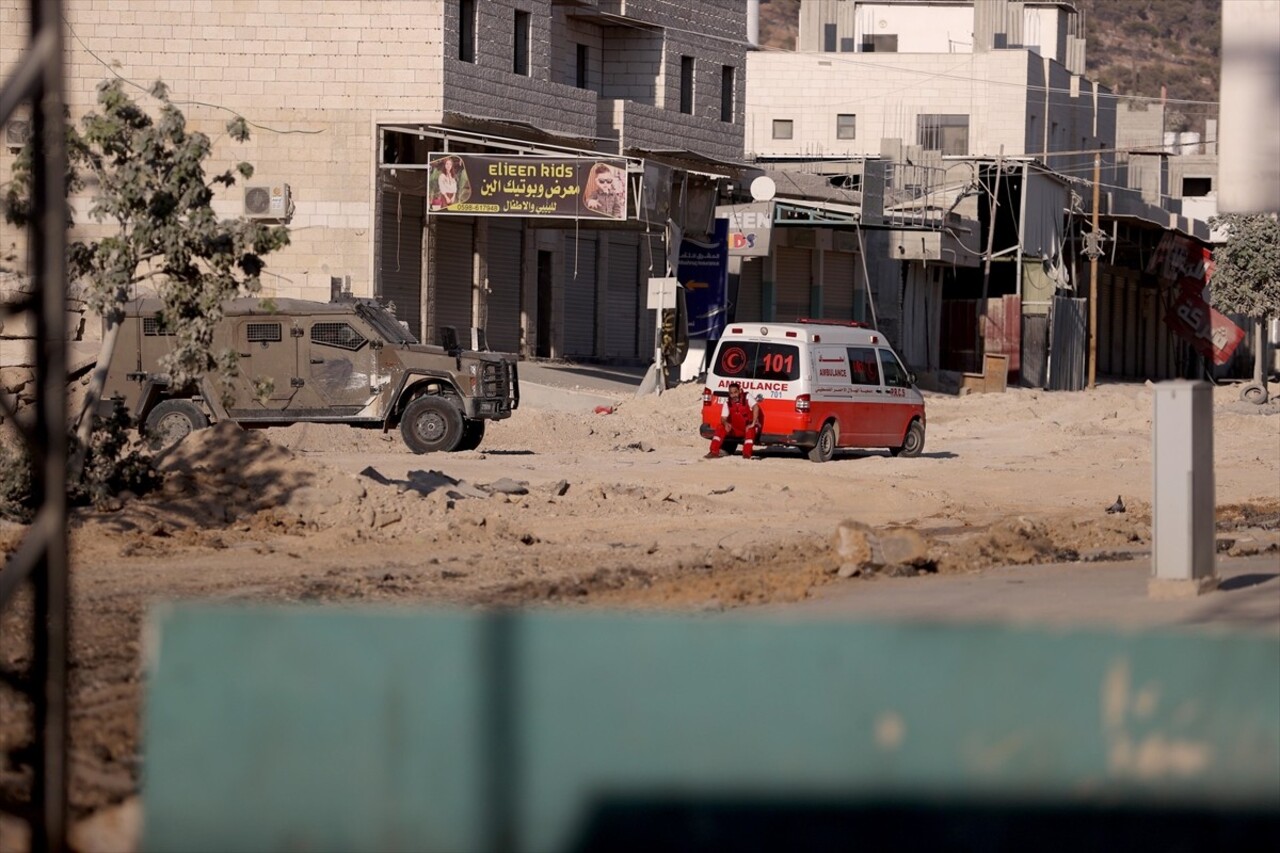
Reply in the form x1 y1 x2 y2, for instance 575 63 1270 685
311 322 367 351
847 346 881 385
357 303 417 344
142 317 172 336
880 349 912 387
714 342 800 381
246 323 282 343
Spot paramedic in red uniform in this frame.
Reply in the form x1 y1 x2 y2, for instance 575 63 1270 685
706 383 764 458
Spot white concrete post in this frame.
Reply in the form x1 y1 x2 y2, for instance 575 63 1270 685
1150 380 1218 598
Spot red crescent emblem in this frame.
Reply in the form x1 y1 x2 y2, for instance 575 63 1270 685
722 346 747 375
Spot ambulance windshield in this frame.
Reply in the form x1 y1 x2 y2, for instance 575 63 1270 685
713 342 801 381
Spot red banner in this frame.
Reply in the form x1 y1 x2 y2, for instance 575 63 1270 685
1164 277 1246 365
1149 233 1244 366
1147 232 1215 283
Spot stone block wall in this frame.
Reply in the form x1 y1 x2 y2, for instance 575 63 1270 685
2 0 451 301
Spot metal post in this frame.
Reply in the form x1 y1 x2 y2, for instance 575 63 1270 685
1088 153 1100 389
32 0 70 840
1150 381 1218 598
0 1 69 849
1014 161 1028 303
978 149 1002 365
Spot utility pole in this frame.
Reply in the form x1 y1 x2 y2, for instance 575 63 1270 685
1088 153 1101 389
979 147 1003 369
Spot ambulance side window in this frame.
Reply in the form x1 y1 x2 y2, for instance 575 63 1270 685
847 346 881 386
880 350 913 387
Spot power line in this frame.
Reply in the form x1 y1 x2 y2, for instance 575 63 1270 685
62 17 324 136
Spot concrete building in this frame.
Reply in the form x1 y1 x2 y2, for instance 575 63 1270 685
749 0 1112 182
1 0 749 361
740 0 1224 388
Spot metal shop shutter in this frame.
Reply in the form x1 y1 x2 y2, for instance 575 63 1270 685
735 258 762 322
563 234 598 358
775 246 812 322
486 220 523 353
434 219 474 346
822 250 856 320
378 190 424 337
606 234 640 358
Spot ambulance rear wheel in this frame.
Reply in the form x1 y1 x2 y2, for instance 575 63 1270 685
891 420 926 458
807 422 836 463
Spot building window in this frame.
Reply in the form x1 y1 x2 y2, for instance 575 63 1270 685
917 114 969 155
514 10 530 75
576 43 589 89
458 0 475 63
772 119 794 140
680 56 695 114
861 34 898 52
1183 177 1213 197
823 23 837 52
720 65 735 123
840 37 855 52
837 114 856 140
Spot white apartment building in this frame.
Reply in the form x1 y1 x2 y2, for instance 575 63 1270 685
1 0 748 360
748 0 1113 179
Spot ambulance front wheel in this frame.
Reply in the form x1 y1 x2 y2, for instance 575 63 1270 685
807 422 837 463
891 420 926 458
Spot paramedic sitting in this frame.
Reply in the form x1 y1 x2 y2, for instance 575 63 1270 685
706 384 764 459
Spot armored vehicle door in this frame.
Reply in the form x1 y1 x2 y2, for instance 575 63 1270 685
303 317 381 414
225 317 325 417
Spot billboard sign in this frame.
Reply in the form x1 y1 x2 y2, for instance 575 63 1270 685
679 219 729 340
427 154 628 220
718 201 774 257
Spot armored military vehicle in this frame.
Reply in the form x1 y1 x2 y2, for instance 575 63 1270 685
100 296 519 452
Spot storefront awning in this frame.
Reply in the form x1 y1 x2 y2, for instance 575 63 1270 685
625 146 754 179
773 198 861 224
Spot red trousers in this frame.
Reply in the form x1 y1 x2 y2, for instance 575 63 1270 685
710 422 759 458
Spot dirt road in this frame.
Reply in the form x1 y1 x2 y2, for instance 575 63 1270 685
1 378 1278 827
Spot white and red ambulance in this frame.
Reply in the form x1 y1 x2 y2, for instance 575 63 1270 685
700 320 926 462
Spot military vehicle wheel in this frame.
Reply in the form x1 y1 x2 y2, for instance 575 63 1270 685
890 419 926 458
400 395 464 453
144 400 210 450
807 422 837 463
455 418 486 451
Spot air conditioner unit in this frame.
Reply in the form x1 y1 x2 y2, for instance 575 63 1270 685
5 119 31 150
244 183 291 219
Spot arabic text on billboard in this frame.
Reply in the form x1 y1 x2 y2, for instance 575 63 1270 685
679 219 729 340
427 154 628 220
